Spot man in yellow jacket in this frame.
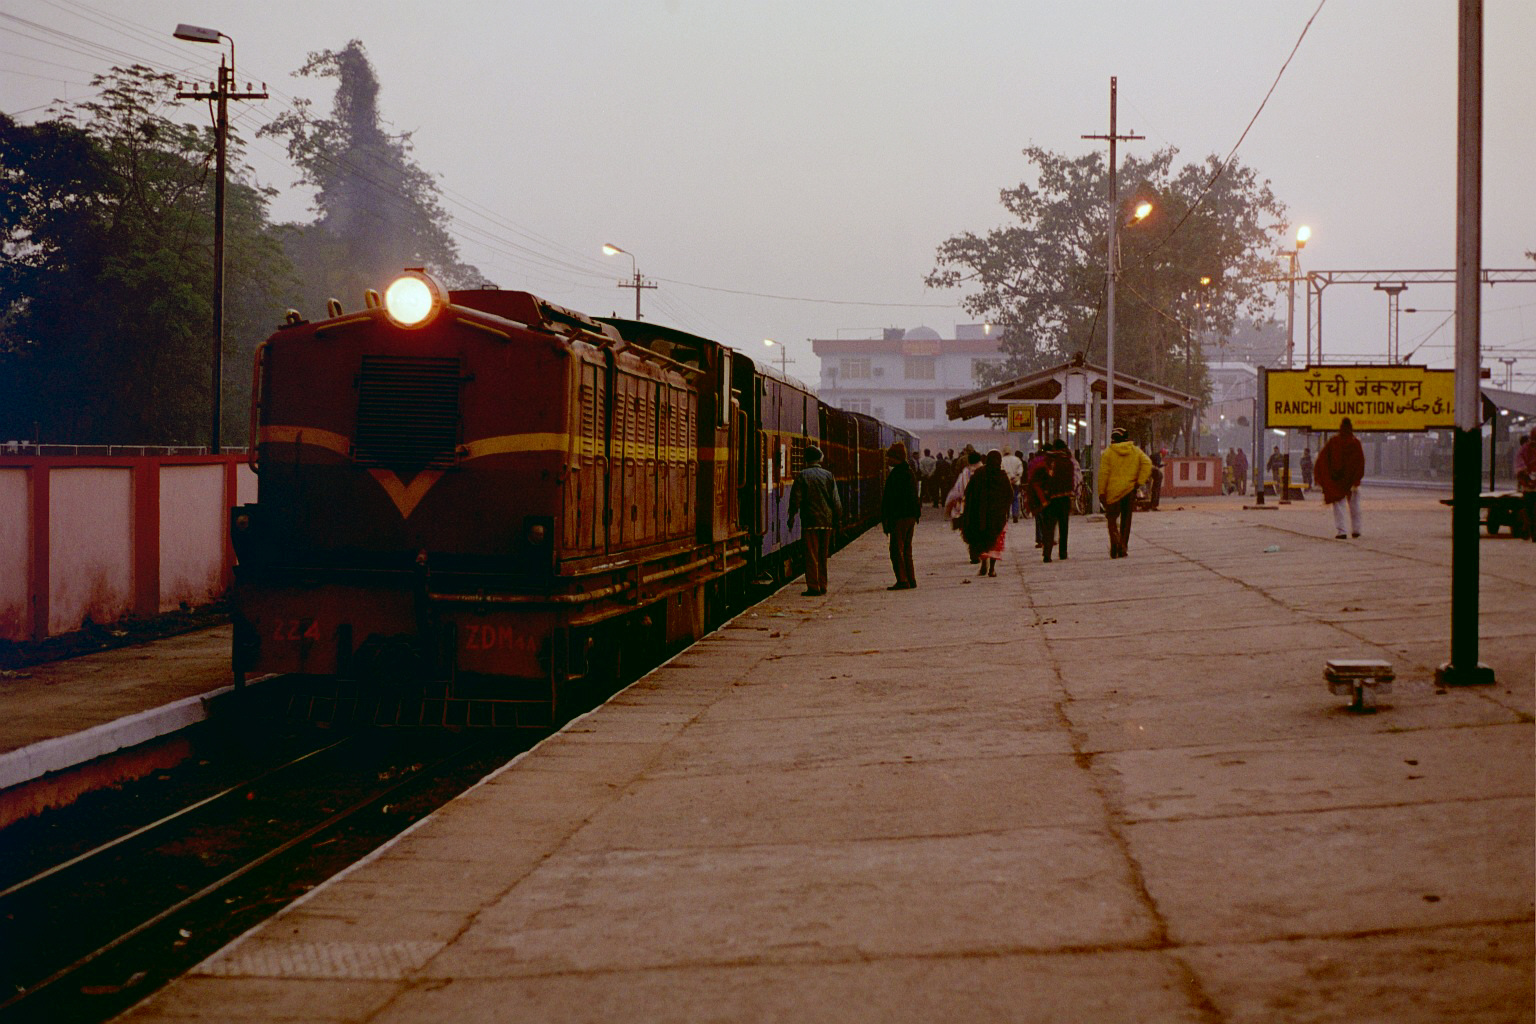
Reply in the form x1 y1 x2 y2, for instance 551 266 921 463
1098 427 1153 559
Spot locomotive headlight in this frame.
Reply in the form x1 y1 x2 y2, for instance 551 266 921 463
383 270 445 329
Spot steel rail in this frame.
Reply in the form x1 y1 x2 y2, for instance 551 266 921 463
0 734 491 1015
0 737 350 902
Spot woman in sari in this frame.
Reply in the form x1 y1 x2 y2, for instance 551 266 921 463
962 449 1015 577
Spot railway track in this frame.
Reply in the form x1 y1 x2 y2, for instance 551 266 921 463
0 727 536 1024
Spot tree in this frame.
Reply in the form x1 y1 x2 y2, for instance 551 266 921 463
261 41 489 317
0 66 288 444
926 146 1288 444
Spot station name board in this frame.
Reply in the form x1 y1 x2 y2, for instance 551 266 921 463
1265 366 1454 432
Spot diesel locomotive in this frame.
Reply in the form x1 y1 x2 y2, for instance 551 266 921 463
230 270 915 727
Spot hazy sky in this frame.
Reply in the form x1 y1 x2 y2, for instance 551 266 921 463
3 1 1533 387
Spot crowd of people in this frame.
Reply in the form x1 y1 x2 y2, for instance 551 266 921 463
891 433 1156 586
791 416 1419 596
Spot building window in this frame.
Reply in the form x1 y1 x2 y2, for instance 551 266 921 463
843 398 872 415
972 358 1002 383
840 358 871 379
904 356 936 380
904 397 935 420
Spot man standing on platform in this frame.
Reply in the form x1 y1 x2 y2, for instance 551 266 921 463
1314 417 1365 539
788 445 842 595
1514 432 1536 542
881 442 921 589
1033 440 1075 562
918 448 937 507
1098 427 1152 559
1267 446 1286 498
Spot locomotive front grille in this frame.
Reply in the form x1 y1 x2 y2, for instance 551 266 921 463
354 356 462 469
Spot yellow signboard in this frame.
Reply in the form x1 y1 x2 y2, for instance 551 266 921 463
1265 366 1455 431
1006 403 1036 432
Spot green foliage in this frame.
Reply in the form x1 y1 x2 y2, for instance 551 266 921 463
0 65 289 445
927 146 1288 415
260 40 488 317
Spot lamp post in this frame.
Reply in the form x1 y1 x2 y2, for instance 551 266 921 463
602 243 655 319
174 23 263 453
763 338 792 376
1281 224 1311 370
1082 77 1144 453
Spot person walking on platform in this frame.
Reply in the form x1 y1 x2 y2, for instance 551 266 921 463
1002 448 1025 523
945 450 982 557
1300 446 1314 492
1517 433 1536 540
882 442 921 589
1266 446 1286 498
1518 433 1536 542
1098 427 1152 558
1025 444 1048 546
1314 417 1365 539
963 449 1014 576
918 448 938 506
1031 439 1075 562
788 445 842 595
1234 447 1249 496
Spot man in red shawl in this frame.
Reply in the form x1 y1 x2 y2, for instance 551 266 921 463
1314 417 1365 538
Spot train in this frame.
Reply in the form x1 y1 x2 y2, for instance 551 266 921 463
229 269 916 727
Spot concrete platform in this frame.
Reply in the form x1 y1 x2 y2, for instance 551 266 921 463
68 489 1536 1021
0 626 238 813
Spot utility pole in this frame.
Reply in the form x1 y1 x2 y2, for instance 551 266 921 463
1082 77 1144 455
1437 0 1494 688
602 243 656 319
621 266 656 320
176 36 266 453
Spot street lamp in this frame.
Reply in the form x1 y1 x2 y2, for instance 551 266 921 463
602 243 654 319
763 338 792 376
1105 198 1153 448
173 23 235 453
1281 224 1310 369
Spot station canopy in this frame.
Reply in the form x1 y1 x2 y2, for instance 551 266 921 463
945 353 1197 427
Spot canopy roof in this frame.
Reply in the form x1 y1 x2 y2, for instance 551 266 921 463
946 353 1198 422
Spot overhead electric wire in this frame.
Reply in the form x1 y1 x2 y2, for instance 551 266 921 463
12 0 968 317
1127 0 1328 270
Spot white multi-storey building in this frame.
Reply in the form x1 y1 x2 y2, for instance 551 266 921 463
812 325 1019 454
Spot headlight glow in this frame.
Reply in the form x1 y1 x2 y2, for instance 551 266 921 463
383 271 443 328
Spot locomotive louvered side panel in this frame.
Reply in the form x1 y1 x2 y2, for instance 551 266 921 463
669 384 696 542
354 356 462 469
638 382 657 547
613 374 632 548
566 360 606 556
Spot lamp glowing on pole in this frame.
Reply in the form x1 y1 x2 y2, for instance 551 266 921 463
173 22 235 453
602 242 654 319
1105 197 1152 448
763 338 791 376
1282 224 1310 369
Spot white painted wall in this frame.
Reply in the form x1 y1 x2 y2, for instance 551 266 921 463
48 468 133 634
159 465 225 612
236 463 256 505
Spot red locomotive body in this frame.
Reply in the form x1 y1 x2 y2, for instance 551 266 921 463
233 277 745 726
